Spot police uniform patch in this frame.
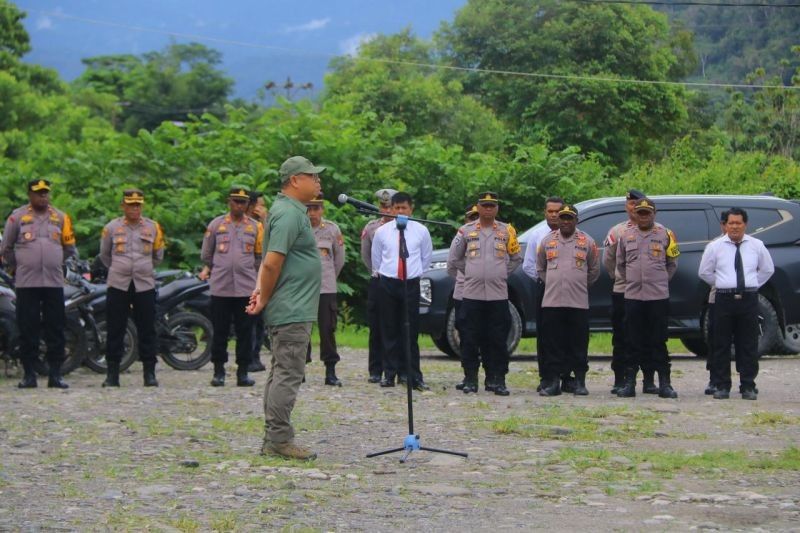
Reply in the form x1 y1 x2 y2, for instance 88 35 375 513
20 215 32 224
23 232 32 241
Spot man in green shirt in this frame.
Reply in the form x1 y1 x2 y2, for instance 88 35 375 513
247 155 324 460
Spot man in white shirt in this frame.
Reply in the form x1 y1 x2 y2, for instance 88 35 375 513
521 196 564 392
698 207 775 400
371 192 433 390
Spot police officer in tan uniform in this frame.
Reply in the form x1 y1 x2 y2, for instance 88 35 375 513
615 198 680 398
447 192 522 395
200 187 263 387
602 189 658 394
453 204 481 391
1 179 77 389
306 193 345 386
100 189 165 387
536 205 600 396
360 188 397 383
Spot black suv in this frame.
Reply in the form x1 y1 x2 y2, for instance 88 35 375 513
419 195 800 357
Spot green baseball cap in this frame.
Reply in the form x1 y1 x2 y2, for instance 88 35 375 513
278 156 326 181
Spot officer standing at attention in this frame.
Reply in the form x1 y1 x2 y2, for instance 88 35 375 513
247 155 323 461
372 192 432 390
453 204 481 390
199 187 263 387
703 210 729 396
447 192 522 395
602 189 658 394
246 190 268 373
536 204 600 396
100 189 165 387
522 196 564 392
1 179 77 389
306 193 345 386
615 198 680 398
360 188 397 383
698 207 774 400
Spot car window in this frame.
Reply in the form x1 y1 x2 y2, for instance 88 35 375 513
576 212 625 244
655 210 710 242
714 207 783 234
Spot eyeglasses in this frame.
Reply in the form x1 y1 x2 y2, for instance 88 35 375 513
297 173 320 183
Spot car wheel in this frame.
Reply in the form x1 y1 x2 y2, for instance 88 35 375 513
443 302 522 358
779 324 800 354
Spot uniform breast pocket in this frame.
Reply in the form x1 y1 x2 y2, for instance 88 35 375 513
113 233 127 254
18 225 37 244
216 234 231 254
467 240 480 258
242 234 256 254
140 233 154 254
494 241 506 258
48 223 62 243
625 242 639 261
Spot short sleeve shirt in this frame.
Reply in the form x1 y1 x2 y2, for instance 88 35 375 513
263 193 322 326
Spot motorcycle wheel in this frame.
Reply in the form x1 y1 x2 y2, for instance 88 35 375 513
83 319 139 373
34 317 87 376
160 311 213 370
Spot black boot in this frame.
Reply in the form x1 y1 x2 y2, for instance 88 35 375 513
103 360 120 387
47 364 69 389
561 374 577 394
17 359 37 389
610 368 624 394
210 362 225 387
704 381 717 395
462 370 478 394
539 377 561 397
324 363 342 387
642 369 658 394
493 375 510 396
248 357 266 373
455 379 466 390
657 370 677 399
574 372 589 396
143 361 159 387
484 374 498 392
616 369 636 398
237 367 255 387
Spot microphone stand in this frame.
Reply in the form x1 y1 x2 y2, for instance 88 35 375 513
349 205 467 463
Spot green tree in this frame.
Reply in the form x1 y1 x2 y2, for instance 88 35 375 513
74 42 234 134
436 0 696 168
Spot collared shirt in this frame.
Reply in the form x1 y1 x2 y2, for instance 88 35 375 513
698 234 774 290
201 213 263 297
263 193 321 327
360 218 388 274
313 219 345 294
372 219 432 280
602 219 635 293
522 222 556 281
616 224 679 301
536 229 600 309
0 204 77 288
100 216 165 292
447 219 522 301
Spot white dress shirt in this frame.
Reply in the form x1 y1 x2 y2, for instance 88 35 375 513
372 219 433 280
522 221 555 280
698 234 774 290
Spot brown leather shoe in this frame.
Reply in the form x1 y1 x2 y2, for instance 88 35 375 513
261 441 317 460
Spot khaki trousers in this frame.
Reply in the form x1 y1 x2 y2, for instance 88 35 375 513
263 322 313 444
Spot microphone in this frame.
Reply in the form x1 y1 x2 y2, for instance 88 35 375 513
337 194 380 212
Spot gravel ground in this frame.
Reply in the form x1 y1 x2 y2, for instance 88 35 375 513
1 349 799 532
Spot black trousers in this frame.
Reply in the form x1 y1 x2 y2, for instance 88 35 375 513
540 307 589 379
610 292 626 373
623 298 670 374
461 299 510 377
378 276 422 382
711 292 759 391
210 295 253 367
367 277 383 376
107 283 157 364
534 279 545 378
251 314 265 360
307 293 340 365
16 287 65 368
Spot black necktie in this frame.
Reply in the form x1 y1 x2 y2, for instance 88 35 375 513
734 242 745 292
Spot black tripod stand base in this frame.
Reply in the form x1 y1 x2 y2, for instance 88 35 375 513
367 434 468 463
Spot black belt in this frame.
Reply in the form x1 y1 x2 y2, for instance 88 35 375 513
716 288 757 294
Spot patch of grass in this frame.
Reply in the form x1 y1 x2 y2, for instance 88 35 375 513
209 416 263 436
746 411 800 427
210 511 238 532
506 370 539 389
170 514 202 532
103 507 155 530
490 405 662 442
